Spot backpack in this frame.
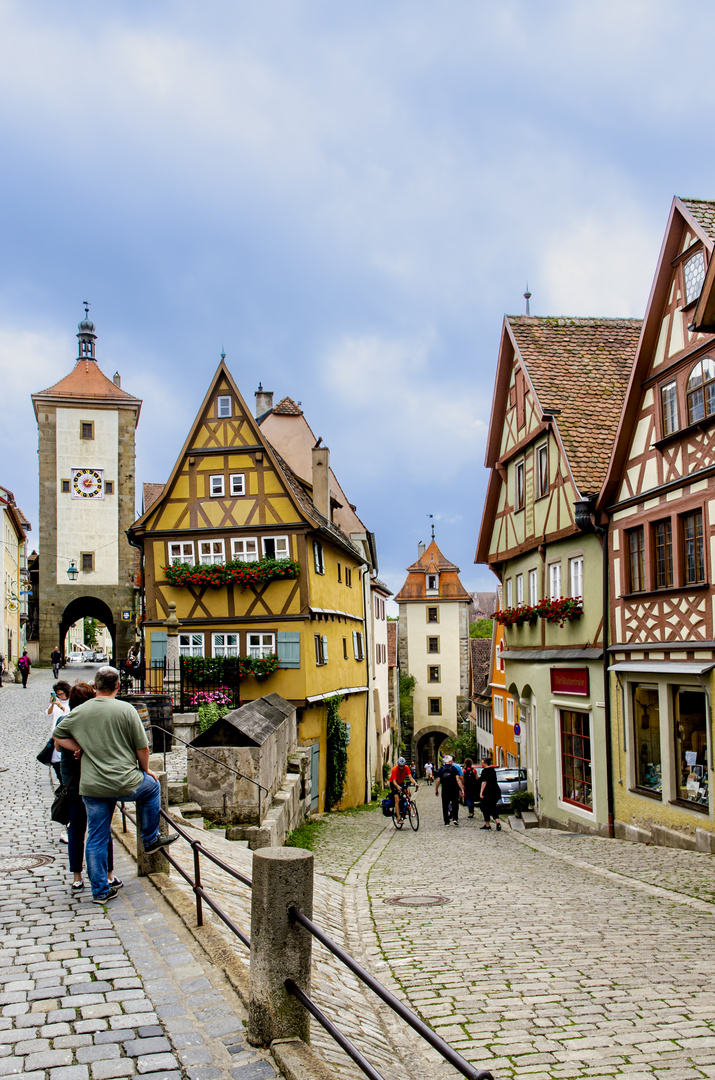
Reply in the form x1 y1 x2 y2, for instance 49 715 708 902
381 797 393 818
18 656 29 670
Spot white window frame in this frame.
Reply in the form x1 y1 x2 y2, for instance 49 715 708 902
231 537 259 563
528 569 538 606
168 541 194 566
199 539 225 565
426 573 439 593
537 443 549 498
493 695 504 721
230 474 245 497
314 633 328 666
569 556 584 600
515 459 525 510
353 630 364 661
516 574 524 604
179 633 204 657
262 535 290 560
313 541 325 574
210 475 225 498
212 633 239 658
217 395 232 418
549 562 562 600
507 698 515 726
506 579 513 607
248 632 275 659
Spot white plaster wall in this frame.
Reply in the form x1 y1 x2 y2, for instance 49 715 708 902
56 407 119 586
372 594 391 760
408 601 462 738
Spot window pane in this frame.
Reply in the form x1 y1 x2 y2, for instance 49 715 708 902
569 557 583 599
633 685 661 794
654 521 673 588
688 385 705 424
661 382 677 435
230 474 245 496
232 538 258 562
684 250 706 305
528 570 538 605
537 445 548 497
549 563 561 599
628 527 645 592
516 575 523 604
560 709 592 808
674 689 708 806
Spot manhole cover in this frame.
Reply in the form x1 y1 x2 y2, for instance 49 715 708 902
0 855 53 873
384 894 452 907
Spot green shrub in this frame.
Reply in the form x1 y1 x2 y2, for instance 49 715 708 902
197 701 230 734
510 790 535 817
325 696 349 811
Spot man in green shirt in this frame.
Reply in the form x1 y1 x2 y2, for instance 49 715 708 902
54 666 177 902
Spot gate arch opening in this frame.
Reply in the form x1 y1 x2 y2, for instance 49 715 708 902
415 726 454 773
59 596 117 662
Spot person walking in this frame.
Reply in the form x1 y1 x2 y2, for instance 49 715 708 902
46 681 71 788
479 757 502 831
52 665 178 903
435 755 464 827
0 652 4 688
18 650 31 688
57 682 121 895
51 646 62 679
462 757 480 819
423 761 434 786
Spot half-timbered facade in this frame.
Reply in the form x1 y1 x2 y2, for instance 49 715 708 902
477 316 641 832
599 197 715 847
129 360 371 811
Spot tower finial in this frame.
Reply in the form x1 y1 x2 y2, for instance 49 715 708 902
524 283 532 316
220 346 226 361
428 513 435 541
83 300 90 318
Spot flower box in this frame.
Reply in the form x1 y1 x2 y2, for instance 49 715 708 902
493 597 583 629
163 558 300 590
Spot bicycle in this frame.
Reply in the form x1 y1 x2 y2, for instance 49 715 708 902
392 784 420 831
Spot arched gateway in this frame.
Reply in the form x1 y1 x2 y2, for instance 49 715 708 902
31 310 142 664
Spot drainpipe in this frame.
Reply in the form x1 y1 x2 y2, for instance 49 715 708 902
574 497 615 839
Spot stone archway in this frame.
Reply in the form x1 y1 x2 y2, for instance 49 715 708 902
415 725 454 773
58 595 117 662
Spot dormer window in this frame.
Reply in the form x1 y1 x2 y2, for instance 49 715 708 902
687 356 715 424
426 574 439 593
684 250 706 305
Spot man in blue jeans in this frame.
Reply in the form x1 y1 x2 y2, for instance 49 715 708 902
53 666 178 903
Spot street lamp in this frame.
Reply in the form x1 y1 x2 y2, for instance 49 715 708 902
67 561 79 582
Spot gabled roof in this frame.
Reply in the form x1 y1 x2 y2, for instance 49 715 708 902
273 397 303 416
469 591 497 619
507 317 641 495
599 196 715 508
33 359 141 410
395 540 471 602
142 483 164 514
370 576 392 596
191 693 294 748
470 638 492 698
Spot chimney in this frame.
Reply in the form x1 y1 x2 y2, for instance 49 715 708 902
255 383 274 418
418 541 426 558
113 372 121 388
312 442 330 521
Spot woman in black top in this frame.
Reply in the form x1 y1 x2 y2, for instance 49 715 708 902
479 758 502 831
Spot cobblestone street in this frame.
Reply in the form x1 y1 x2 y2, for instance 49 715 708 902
0 667 277 1080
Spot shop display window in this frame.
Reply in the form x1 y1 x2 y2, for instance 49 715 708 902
632 684 661 796
674 688 709 809
560 709 593 809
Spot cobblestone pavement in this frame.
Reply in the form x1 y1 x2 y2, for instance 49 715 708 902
346 787 715 1080
0 668 278 1080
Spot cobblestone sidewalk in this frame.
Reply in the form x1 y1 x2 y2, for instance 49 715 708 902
0 669 278 1080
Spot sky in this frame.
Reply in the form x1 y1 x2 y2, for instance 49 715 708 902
3 0 715 608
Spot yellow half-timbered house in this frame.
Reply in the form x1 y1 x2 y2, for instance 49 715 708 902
129 360 371 810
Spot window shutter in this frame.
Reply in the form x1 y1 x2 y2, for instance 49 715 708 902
277 631 301 669
321 635 328 663
352 631 358 658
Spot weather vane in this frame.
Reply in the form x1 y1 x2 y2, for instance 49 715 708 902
427 513 435 541
83 300 91 318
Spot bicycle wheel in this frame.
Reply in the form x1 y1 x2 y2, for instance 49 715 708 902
392 806 404 829
408 801 419 831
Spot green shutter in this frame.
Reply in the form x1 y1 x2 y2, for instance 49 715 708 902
277 631 301 669
321 635 328 663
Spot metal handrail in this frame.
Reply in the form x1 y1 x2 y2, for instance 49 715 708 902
145 723 269 821
289 906 494 1080
284 979 385 1080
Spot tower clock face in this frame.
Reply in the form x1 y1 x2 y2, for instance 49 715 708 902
72 468 104 499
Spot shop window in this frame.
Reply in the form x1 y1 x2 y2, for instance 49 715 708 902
537 443 548 497
515 460 525 510
683 510 705 584
628 526 645 592
560 709 593 810
632 684 661 796
653 520 673 588
674 688 709 808
661 381 678 436
686 356 715 425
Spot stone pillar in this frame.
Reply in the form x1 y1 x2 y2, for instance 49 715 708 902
248 848 314 1047
164 601 180 707
136 770 169 877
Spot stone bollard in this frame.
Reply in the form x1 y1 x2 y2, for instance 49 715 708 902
137 770 170 877
247 847 314 1047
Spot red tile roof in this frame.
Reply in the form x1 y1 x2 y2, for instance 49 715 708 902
143 483 165 513
509 317 641 495
272 397 303 416
34 360 141 404
395 540 471 602
681 198 715 242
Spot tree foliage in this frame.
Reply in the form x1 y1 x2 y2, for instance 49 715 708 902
84 618 100 648
469 619 493 638
325 696 349 812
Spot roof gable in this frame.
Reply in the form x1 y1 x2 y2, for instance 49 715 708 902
191 693 295 747
395 540 471 602
33 358 141 411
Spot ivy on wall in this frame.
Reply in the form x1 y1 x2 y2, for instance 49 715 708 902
325 695 349 812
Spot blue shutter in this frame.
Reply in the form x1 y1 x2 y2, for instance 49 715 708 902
321 635 328 663
277 631 301 669
150 632 167 669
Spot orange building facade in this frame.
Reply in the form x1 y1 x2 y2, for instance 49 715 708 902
490 609 520 768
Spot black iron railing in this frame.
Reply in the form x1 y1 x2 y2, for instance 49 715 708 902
118 660 242 713
119 767 494 1080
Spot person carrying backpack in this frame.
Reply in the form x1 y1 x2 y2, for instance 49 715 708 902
462 757 480 818
435 755 464 827
18 650 31 689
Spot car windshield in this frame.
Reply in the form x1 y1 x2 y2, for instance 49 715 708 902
496 769 521 782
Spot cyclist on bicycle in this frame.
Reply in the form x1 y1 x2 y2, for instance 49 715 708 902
389 757 418 824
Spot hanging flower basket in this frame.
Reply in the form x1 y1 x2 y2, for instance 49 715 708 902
534 596 584 627
250 654 279 681
163 558 300 590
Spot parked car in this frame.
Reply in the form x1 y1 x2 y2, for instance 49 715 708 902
94 651 107 663
495 767 527 810
66 652 86 664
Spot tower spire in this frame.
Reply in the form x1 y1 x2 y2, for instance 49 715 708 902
524 283 532 316
76 302 97 361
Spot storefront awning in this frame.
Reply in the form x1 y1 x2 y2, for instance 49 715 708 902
608 661 715 675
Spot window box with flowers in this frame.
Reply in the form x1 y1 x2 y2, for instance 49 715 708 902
163 558 300 590
493 597 583 630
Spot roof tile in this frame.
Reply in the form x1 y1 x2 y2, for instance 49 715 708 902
680 198 715 242
395 540 471 602
34 359 141 403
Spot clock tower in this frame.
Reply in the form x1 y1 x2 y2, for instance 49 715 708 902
32 310 142 663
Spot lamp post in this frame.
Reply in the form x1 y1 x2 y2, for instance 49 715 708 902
67 561 78 582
